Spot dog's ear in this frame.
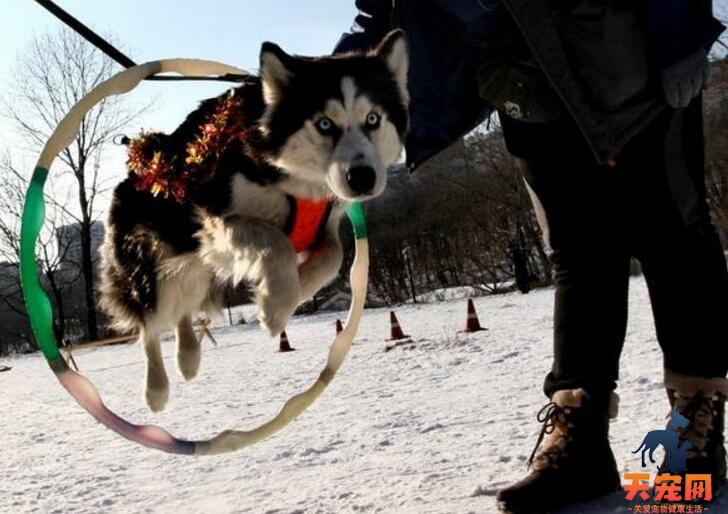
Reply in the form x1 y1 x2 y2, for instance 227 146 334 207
260 42 296 105
374 30 409 103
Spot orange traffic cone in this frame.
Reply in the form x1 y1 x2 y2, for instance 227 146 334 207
336 319 344 334
278 331 295 352
463 299 487 332
387 311 410 341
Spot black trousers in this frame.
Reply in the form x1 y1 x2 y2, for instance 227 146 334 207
500 98 728 401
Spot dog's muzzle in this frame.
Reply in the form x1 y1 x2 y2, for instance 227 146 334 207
346 165 377 195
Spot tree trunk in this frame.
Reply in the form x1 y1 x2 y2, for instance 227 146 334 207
80 216 99 341
404 254 417 304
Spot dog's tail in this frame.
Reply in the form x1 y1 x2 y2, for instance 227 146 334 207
120 230 160 314
99 226 161 331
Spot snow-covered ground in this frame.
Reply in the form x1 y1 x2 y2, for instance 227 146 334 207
2 275 725 513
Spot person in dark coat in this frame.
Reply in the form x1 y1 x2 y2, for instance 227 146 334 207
337 1 728 512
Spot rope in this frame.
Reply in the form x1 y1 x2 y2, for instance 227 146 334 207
32 0 247 83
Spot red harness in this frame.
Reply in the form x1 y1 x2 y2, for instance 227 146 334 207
287 197 333 253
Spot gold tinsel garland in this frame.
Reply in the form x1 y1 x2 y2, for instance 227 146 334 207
126 89 245 202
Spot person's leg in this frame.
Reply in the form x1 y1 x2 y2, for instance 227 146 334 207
496 113 628 513
628 99 728 379
504 113 632 401
626 98 728 490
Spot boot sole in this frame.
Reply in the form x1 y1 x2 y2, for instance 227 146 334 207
496 487 624 514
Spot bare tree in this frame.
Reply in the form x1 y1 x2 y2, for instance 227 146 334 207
355 121 555 306
2 29 146 340
0 156 79 351
715 7 728 57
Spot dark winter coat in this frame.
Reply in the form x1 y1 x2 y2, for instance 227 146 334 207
335 0 725 168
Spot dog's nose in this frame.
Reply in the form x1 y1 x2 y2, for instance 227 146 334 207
346 166 376 195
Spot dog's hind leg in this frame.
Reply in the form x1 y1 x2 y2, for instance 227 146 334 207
176 315 201 380
142 328 169 412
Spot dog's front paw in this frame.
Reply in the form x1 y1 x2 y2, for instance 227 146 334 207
255 250 300 336
297 239 343 302
258 292 298 336
258 275 300 336
298 271 322 304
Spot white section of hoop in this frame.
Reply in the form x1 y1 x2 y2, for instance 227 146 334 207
37 59 248 169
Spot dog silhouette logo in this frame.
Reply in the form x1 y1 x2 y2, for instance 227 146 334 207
632 407 690 471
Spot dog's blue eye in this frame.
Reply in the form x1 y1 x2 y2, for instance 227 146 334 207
315 117 334 135
364 112 381 129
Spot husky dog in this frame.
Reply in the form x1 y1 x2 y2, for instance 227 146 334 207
99 31 409 412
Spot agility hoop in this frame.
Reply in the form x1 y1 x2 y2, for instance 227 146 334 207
19 59 370 456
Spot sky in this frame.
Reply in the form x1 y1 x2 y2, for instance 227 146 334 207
1 1 728 225
3 1 728 147
0 0 359 114
0 0 360 169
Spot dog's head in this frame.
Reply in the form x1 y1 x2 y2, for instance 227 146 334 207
258 30 409 200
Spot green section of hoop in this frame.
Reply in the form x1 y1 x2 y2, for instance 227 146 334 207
347 202 367 240
20 167 60 362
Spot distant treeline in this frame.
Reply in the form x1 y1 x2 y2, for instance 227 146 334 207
4 61 728 356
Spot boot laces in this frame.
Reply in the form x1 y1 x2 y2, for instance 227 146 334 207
528 402 573 470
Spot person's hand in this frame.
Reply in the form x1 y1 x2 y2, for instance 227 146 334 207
661 49 710 108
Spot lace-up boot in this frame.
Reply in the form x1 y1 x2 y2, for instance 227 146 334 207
496 388 620 513
660 371 728 501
